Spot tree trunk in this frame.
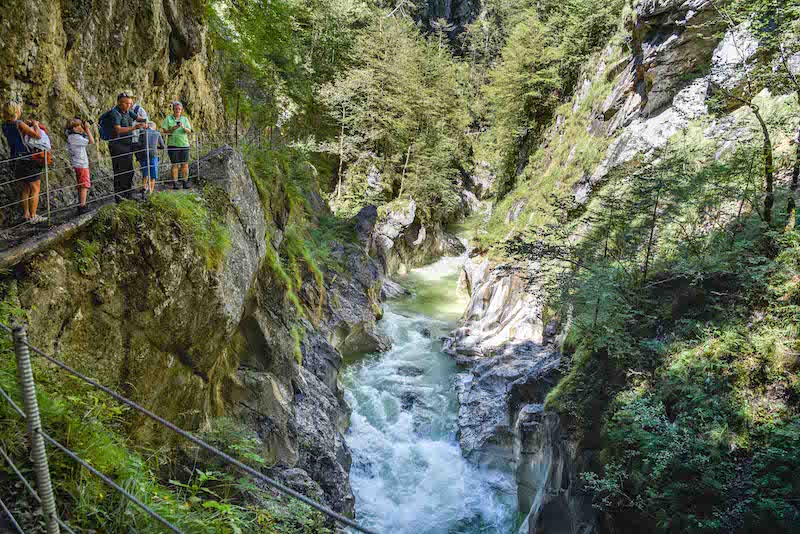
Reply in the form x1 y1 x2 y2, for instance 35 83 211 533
398 144 411 197
793 127 800 190
235 94 240 147
642 186 661 287
753 107 774 225
337 104 345 200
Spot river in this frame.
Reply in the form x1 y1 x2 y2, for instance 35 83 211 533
341 251 518 533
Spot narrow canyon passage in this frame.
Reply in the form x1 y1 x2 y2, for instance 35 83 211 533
342 252 519 533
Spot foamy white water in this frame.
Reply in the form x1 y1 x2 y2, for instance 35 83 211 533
342 253 517 533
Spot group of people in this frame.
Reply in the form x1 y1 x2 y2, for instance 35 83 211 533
2 92 195 223
107 92 195 203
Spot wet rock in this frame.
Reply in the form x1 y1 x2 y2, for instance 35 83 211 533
455 343 560 467
421 327 432 339
516 407 600 534
337 322 391 355
397 365 425 377
400 391 419 411
325 242 390 357
371 197 466 275
441 232 467 256
381 278 411 300
273 468 327 505
450 257 543 356
353 205 378 248
293 367 356 517
461 189 481 216
470 161 496 200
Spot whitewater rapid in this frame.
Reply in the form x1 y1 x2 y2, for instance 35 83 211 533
342 253 518 533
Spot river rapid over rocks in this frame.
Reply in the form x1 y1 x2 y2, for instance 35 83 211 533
342 250 519 533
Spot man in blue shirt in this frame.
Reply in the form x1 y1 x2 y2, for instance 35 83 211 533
109 92 146 202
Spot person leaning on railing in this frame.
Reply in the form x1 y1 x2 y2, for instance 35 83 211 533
109 92 146 203
161 101 192 189
1 100 44 223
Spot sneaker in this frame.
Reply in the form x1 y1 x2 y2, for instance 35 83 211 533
181 180 190 189
29 215 48 225
77 205 87 216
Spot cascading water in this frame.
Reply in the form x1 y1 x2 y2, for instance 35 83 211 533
342 248 518 533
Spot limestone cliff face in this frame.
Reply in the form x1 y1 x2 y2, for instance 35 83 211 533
0 0 221 141
367 198 466 277
4 148 385 516
450 1 798 531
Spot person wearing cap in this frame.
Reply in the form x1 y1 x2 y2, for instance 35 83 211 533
161 101 192 189
109 92 146 202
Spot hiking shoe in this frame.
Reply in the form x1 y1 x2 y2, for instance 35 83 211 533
182 180 190 189
29 215 48 225
77 205 87 216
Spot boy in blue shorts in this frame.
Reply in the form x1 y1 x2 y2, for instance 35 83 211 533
135 122 165 195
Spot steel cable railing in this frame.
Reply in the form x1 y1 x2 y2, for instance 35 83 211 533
0 133 235 241
0 320 379 534
0 496 24 534
0 439 77 534
38 429 182 534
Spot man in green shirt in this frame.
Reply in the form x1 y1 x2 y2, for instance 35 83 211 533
161 101 193 189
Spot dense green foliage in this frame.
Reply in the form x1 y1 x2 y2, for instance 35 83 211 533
480 0 626 196
320 16 471 221
508 85 800 530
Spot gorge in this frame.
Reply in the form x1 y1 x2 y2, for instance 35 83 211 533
1 0 799 533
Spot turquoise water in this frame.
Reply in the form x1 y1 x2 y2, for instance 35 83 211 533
342 254 517 533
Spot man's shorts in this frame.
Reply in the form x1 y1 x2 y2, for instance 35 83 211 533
168 146 190 165
74 167 91 189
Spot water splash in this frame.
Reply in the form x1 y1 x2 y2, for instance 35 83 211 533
343 253 517 533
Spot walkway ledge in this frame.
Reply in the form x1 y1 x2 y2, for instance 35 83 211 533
0 211 97 271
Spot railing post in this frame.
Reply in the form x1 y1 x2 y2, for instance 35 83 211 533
44 152 51 225
13 325 59 534
145 129 150 194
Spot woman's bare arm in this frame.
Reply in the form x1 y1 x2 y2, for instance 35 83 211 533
19 120 41 140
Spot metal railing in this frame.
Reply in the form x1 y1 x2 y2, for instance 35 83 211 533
1 128 291 230
0 130 215 231
0 321 378 534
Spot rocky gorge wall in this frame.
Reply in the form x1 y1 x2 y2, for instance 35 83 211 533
0 0 222 137
367 196 467 277
0 0 225 226
448 0 800 532
1 147 389 516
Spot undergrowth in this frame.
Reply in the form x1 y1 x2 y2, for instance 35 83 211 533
0 284 330 533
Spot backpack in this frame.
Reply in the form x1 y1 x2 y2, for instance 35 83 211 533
98 108 115 141
23 124 52 166
131 104 148 145
131 103 148 121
